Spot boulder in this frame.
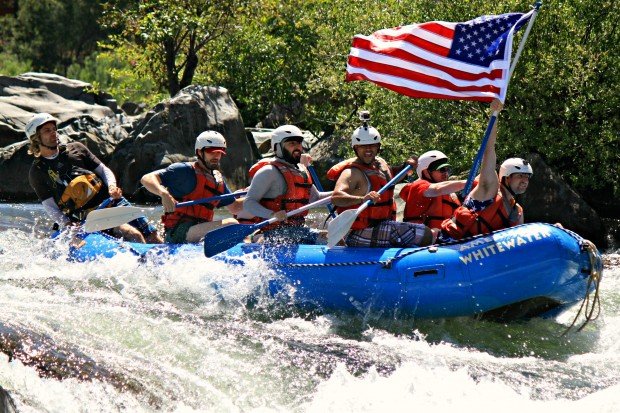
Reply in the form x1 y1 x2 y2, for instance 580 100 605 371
520 153 605 247
108 85 255 198
0 141 33 199
0 72 117 147
121 101 147 116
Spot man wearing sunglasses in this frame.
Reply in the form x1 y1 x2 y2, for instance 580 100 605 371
399 150 466 230
141 130 243 243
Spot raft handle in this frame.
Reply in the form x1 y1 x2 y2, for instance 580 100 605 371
413 269 439 277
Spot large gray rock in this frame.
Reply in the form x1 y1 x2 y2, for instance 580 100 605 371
109 85 255 197
0 72 117 146
520 153 605 246
0 141 33 199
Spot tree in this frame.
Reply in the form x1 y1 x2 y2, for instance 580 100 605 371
102 0 248 97
1 0 110 75
197 0 321 128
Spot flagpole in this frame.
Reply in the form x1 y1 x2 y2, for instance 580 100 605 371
509 1 542 79
462 1 542 195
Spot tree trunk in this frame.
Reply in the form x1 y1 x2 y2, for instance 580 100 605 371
180 51 199 90
164 39 180 97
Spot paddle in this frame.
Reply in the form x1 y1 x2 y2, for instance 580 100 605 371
306 164 336 219
83 191 247 233
327 165 412 248
204 196 332 257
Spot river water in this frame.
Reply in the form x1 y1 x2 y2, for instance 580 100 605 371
0 203 619 412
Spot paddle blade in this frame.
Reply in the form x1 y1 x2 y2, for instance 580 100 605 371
204 223 257 257
83 206 146 233
326 209 358 248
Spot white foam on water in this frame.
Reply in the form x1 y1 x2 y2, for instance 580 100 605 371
1 216 619 412
304 361 620 413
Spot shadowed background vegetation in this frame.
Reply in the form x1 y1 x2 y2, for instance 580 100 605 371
1 0 618 213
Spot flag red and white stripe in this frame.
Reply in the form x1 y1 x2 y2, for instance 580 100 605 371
345 11 534 102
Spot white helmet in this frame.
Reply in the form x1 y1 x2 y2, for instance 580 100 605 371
195 131 227 152
25 113 59 139
416 150 448 177
271 125 304 150
499 158 533 180
351 125 381 146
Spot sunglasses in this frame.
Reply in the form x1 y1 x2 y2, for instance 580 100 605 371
434 167 451 173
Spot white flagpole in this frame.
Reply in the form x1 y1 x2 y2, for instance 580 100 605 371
508 1 542 83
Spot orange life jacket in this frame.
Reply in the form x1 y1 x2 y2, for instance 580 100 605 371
401 180 460 229
327 158 396 230
440 192 522 239
161 163 226 229
244 158 313 230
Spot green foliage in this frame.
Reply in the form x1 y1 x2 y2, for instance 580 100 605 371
199 0 321 127
503 0 619 197
0 52 31 76
66 49 165 106
2 0 110 75
102 0 248 96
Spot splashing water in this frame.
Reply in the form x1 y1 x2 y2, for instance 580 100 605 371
0 203 619 412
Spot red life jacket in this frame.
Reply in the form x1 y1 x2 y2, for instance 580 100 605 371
243 158 313 230
327 158 396 230
401 179 460 229
161 163 226 229
440 192 522 240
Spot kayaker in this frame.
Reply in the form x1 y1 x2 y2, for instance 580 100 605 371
399 150 465 229
140 131 244 243
327 114 436 247
242 125 332 244
441 99 532 239
26 112 161 243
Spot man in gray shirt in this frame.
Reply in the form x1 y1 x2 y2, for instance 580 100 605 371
243 125 331 244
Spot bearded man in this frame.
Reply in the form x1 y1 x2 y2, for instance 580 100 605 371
141 131 243 243
242 125 331 244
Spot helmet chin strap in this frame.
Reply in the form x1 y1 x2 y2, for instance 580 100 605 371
424 170 437 183
501 178 517 197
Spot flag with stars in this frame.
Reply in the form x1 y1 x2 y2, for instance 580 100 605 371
345 10 534 102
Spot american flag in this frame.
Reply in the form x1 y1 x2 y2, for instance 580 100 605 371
345 11 534 102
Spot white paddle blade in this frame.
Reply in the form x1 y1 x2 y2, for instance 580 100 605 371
83 206 147 233
326 209 358 248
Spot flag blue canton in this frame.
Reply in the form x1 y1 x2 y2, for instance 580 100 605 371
448 13 528 67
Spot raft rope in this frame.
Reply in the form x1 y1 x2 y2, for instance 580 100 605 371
273 226 522 269
271 223 605 334
561 239 602 335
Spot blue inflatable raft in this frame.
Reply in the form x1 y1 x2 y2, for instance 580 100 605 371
62 223 603 320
